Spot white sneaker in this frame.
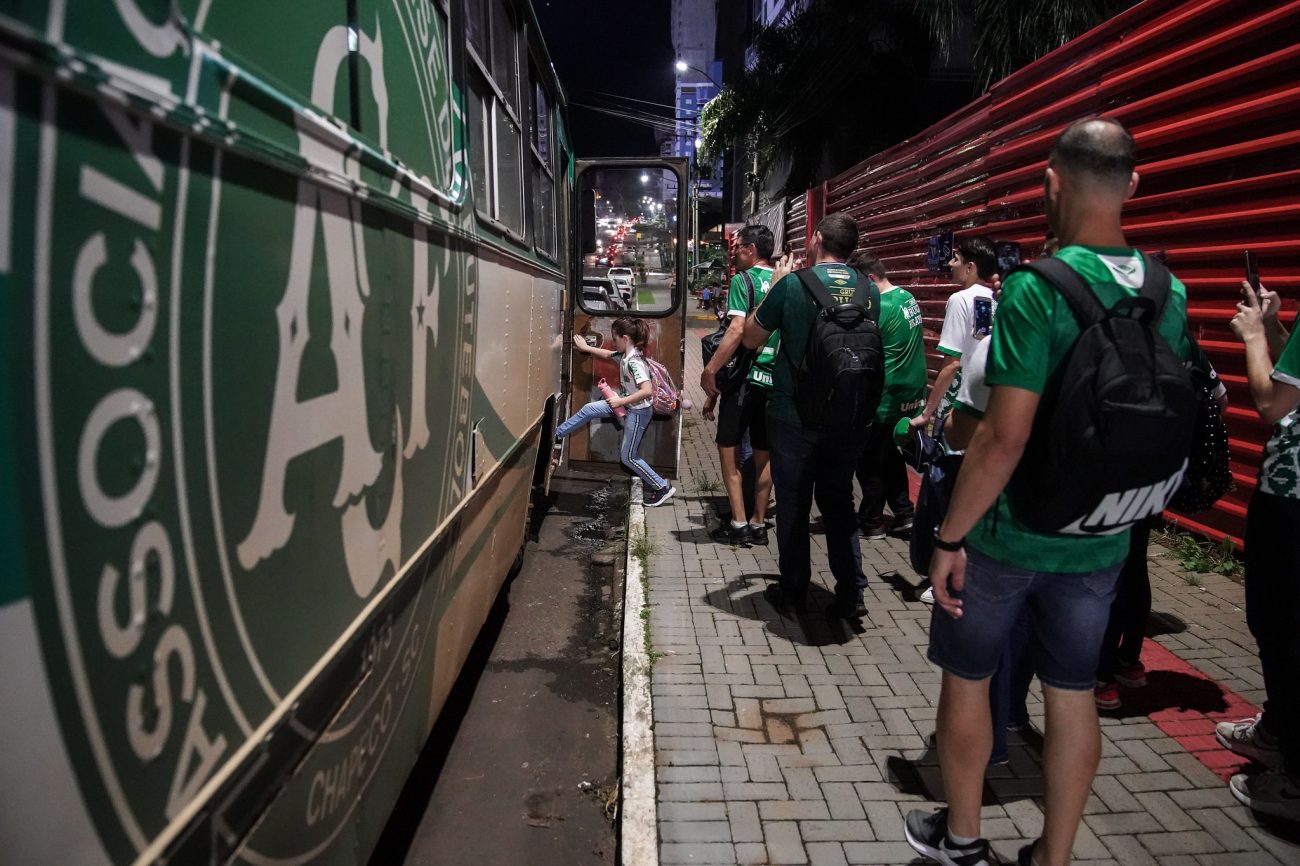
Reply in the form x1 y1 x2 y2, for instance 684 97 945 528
1230 769 1300 821
1216 714 1283 768
919 586 935 605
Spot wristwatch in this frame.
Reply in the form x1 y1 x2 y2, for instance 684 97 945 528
932 527 964 552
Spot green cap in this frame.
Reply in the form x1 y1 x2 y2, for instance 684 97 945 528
893 416 913 444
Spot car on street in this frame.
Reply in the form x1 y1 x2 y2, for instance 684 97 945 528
581 278 626 311
606 266 634 298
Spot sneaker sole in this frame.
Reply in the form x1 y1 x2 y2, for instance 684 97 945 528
1095 696 1121 711
903 823 978 866
1230 776 1300 821
1216 731 1284 768
644 487 676 508
1114 674 1148 689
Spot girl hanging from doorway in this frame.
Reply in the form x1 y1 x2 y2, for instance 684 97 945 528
558 317 676 507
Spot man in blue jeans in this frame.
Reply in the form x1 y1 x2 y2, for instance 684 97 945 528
904 118 1196 866
741 213 870 619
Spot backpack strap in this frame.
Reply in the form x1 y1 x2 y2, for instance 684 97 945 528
795 267 836 310
796 267 877 320
849 268 882 323
740 270 757 311
1136 252 1172 322
1015 258 1107 328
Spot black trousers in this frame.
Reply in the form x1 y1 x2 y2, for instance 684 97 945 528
1244 491 1300 768
768 417 868 603
855 421 914 526
1096 519 1155 684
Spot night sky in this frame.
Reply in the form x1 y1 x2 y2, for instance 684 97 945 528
534 0 675 158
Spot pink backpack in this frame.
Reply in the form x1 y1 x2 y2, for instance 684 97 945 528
643 356 680 415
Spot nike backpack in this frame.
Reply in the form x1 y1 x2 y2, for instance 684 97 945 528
699 272 757 394
793 269 884 430
1007 255 1197 535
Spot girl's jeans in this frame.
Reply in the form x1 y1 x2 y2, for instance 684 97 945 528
557 401 668 491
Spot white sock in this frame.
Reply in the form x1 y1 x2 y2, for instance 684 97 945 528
749 521 763 529
731 520 747 529
946 831 979 848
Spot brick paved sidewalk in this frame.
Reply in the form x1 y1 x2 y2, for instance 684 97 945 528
640 329 1300 866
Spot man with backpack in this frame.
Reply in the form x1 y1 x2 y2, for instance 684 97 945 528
847 252 927 540
701 224 777 546
904 119 1198 866
742 213 884 619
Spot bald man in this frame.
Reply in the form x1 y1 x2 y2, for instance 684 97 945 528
903 119 1198 866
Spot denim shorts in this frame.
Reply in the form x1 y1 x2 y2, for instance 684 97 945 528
928 546 1121 691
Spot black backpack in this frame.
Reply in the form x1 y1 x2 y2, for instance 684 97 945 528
1170 339 1232 513
793 268 884 430
700 271 757 394
1007 255 1197 535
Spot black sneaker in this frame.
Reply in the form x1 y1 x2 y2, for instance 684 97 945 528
890 513 915 535
903 808 997 866
710 522 751 546
859 522 886 541
747 524 769 545
643 485 676 508
763 584 806 613
826 594 868 620
1016 841 1039 866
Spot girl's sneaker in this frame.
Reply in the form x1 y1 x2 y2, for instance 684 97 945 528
643 485 676 508
1215 714 1282 767
1230 768 1300 821
1114 661 1148 689
1094 681 1121 711
903 808 997 866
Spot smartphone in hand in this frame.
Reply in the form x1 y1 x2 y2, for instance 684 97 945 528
1245 250 1261 294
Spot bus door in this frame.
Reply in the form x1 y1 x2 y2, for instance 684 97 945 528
563 159 688 480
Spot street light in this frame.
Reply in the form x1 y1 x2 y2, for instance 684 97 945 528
640 173 648 184
674 59 721 88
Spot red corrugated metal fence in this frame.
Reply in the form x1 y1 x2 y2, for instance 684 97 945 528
819 0 1300 545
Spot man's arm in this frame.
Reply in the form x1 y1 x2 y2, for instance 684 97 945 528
1233 281 1300 424
701 313 747 397
742 311 771 351
927 385 1040 618
1243 337 1300 423
913 356 960 428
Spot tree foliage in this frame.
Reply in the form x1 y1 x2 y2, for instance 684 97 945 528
703 0 1124 199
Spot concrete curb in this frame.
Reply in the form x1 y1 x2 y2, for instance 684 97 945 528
619 478 658 866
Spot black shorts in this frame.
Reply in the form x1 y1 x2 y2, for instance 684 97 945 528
715 383 770 450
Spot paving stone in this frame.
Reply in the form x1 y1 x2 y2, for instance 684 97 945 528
661 822 735 843
726 800 762 844
804 841 849 866
764 821 808 864
660 842 736 864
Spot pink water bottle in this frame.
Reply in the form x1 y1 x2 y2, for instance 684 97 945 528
597 378 627 419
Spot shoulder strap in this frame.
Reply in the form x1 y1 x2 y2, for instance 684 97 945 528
1016 258 1107 328
795 268 837 310
1137 252 1172 321
741 270 756 310
852 272 881 324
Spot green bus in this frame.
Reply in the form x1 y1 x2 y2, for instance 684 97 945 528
0 2 686 863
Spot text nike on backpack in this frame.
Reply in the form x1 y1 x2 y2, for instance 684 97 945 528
1007 255 1197 536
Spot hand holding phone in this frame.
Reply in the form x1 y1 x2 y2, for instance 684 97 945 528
1244 250 1261 294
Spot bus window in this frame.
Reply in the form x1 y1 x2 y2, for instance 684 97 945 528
466 0 525 236
530 65 557 258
